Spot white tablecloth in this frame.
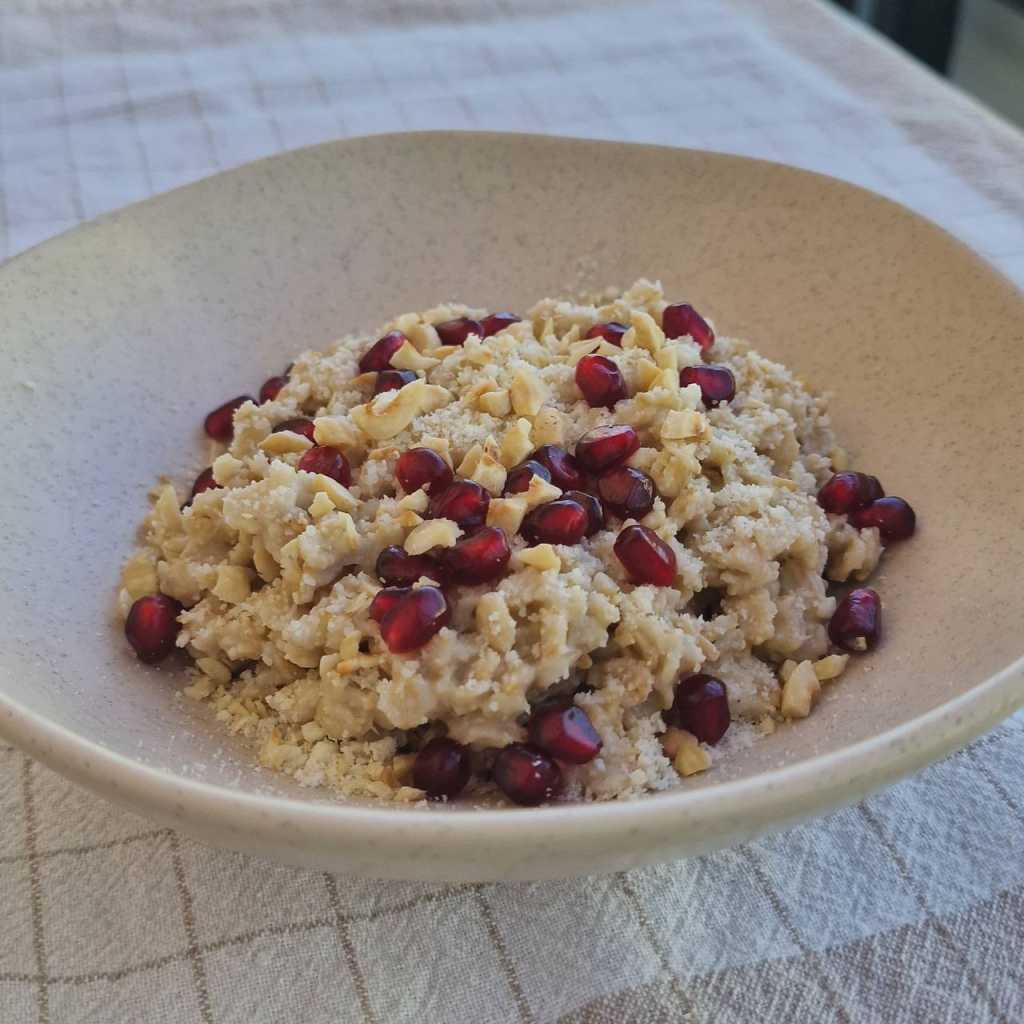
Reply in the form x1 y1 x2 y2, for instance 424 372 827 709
3 1 1024 1021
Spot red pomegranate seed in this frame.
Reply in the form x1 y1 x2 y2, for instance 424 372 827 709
817 472 885 515
374 369 418 395
188 467 219 504
829 587 881 652
849 497 916 542
575 354 627 409
585 321 629 346
679 364 735 407
272 417 316 442
435 317 483 347
667 673 730 744
441 526 511 585
481 312 521 337
494 744 563 805
521 499 589 546
358 331 407 373
614 524 676 586
428 480 490 529
412 737 472 799
663 303 714 351
397 448 454 496
259 375 289 404
297 446 351 485
376 546 446 586
204 395 252 443
598 466 656 520
369 586 411 622
124 594 182 664
503 460 552 495
530 445 585 491
574 424 639 473
562 490 605 536
527 705 602 764
379 586 450 653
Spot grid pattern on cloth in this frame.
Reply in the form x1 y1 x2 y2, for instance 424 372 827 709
1 1 1024 1021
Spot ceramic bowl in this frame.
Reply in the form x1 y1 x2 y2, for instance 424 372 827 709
1 132 1022 881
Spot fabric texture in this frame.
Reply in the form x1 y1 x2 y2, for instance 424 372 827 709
2 1 1024 1021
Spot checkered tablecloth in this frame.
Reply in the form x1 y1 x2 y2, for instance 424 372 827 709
3 1 1024 1021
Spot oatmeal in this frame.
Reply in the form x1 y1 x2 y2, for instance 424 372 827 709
119 280 916 805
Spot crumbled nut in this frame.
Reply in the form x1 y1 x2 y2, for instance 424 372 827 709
486 495 529 534
212 452 245 485
635 358 662 391
195 657 232 685
757 715 777 736
468 451 507 495
499 418 533 468
478 389 512 417
521 474 563 510
531 407 564 446
779 659 798 684
404 518 461 554
212 565 253 604
781 660 821 719
830 447 850 472
259 431 313 455
655 346 679 372
389 340 439 371
335 655 386 675
510 366 546 416
252 536 280 582
121 553 158 601
431 345 461 358
301 721 326 743
666 729 710 776
391 753 417 785
308 491 335 519
476 591 517 653
568 337 602 363
467 377 500 402
350 379 452 440
623 310 665 355
398 489 430 512
312 474 358 512
313 416 362 449
418 436 453 465
396 509 423 529
662 409 709 442
813 653 849 681
515 544 561 572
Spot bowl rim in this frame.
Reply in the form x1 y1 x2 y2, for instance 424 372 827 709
2 130 1023 855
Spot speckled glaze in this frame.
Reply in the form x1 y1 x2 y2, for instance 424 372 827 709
1 133 1022 881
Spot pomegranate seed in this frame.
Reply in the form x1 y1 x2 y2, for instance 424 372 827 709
374 369 418 395
667 673 730 744
358 331 407 373
376 546 446 586
817 472 885 515
125 594 181 664
413 737 472 799
527 705 602 764
597 466 656 520
585 321 629 346
530 445 585 491
188 467 219 504
204 395 252 443
663 303 714 350
494 744 562 805
575 354 627 409
435 317 483 347
379 586 450 653
521 499 589 546
259 375 289 404
297 446 351 486
481 312 521 337
397 448 454 496
829 587 882 653
614 524 676 586
428 480 490 529
369 586 411 622
562 490 605 536
503 460 552 495
849 497 916 542
272 417 316 442
679 364 735 407
574 424 639 473
441 526 511 585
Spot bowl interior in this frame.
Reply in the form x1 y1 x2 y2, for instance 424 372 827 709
1 132 1023 827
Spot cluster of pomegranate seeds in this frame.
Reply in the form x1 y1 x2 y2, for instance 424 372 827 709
562 490 604 536
368 586 411 622
374 369 417 395
259 374 289 404
378 586 450 653
376 546 446 586
413 738 472 799
585 321 629 346
527 704 602 764
614 525 677 586
530 445 584 491
297 446 351 485
829 587 881 652
521 499 589 546
597 466 656 520
188 467 219 503
441 527 511 584
850 496 916 542
668 673 731 744
574 425 639 474
397 447 454 496
494 744 563 805
359 330 407 373
203 395 252 443
575 354 627 409
428 479 490 529
272 417 316 442
125 594 182 663
817 472 884 515
503 459 551 495
662 303 714 351
481 312 521 337
435 317 483 347
818 471 915 545
679 365 735 407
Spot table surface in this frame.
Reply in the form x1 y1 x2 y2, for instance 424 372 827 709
2 1 1024 1022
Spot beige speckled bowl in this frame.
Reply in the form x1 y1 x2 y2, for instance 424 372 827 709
1 132 1022 881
